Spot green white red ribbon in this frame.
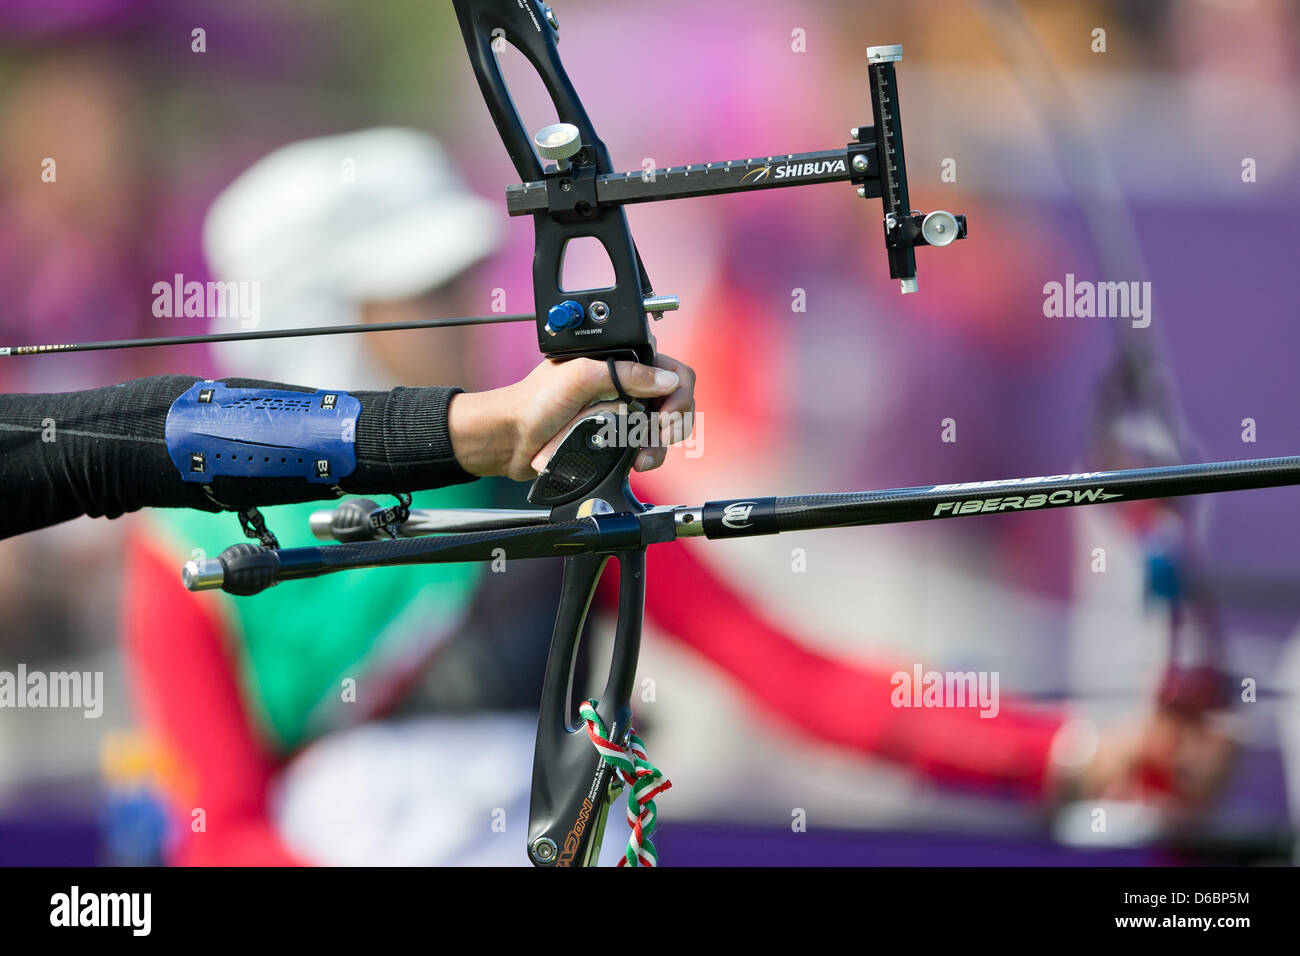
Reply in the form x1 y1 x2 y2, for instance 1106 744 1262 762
578 698 672 867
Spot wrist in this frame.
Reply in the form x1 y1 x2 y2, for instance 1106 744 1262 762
447 389 513 478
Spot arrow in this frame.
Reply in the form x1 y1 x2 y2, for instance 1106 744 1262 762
0 313 534 357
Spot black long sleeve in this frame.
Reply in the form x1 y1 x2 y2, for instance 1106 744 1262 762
0 375 475 539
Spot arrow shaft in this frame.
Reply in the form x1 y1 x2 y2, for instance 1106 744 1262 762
0 313 535 357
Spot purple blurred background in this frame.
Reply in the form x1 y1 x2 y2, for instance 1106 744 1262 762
2 0 1299 866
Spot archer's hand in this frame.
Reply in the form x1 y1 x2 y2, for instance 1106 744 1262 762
448 354 697 481
1052 709 1234 808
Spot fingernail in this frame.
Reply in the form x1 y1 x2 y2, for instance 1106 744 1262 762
653 369 680 390
635 452 655 471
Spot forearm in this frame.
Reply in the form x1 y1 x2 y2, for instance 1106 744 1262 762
0 375 474 539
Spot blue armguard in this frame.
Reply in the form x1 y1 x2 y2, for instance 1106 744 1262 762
165 381 361 484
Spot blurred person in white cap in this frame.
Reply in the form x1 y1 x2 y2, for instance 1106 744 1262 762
202 127 502 392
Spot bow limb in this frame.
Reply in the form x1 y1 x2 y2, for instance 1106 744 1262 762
527 546 645 866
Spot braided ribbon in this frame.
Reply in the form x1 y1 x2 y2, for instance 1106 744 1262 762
578 699 672 867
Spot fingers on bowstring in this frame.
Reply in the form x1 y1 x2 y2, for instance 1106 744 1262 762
563 357 679 405
606 359 679 399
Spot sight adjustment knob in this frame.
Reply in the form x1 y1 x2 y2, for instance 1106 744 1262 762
534 123 582 170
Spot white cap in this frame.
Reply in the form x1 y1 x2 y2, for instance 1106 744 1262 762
202 128 502 386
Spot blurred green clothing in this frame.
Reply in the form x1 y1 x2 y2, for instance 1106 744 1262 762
145 485 490 752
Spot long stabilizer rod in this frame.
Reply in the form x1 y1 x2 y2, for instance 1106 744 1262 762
685 455 1300 539
186 455 1300 595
